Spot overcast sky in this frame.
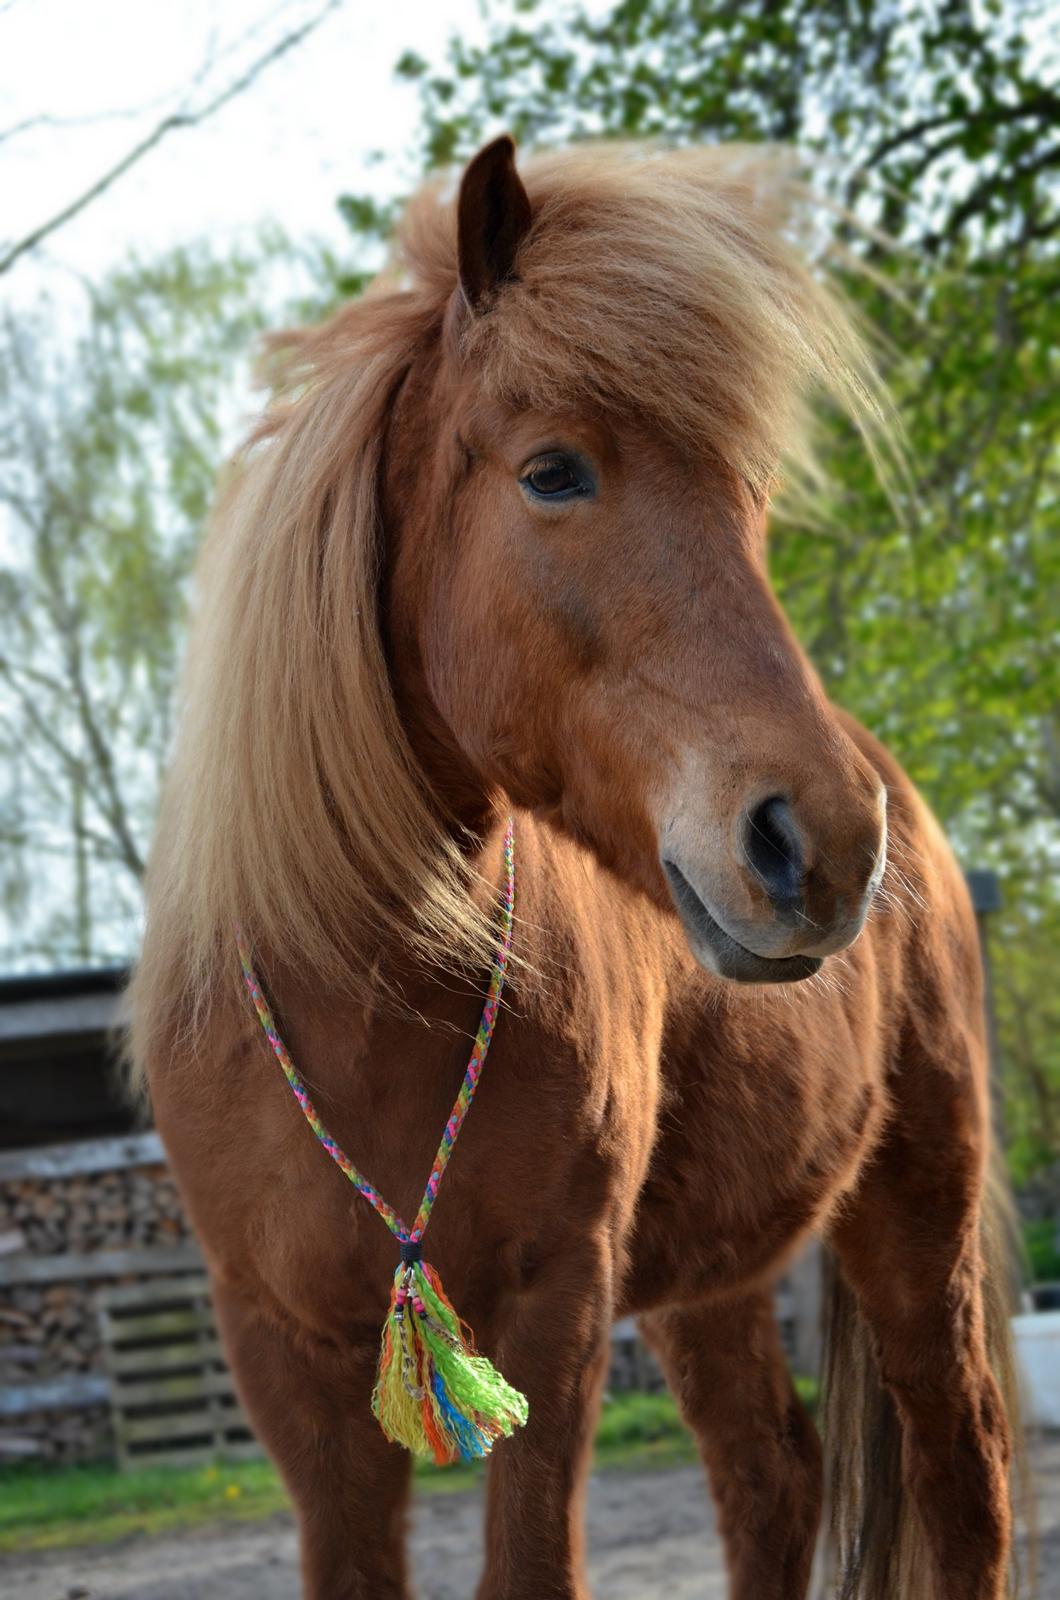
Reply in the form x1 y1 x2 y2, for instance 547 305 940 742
2 0 501 299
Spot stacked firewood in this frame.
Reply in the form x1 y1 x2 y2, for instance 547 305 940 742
0 1285 105 1382
0 1163 190 1257
0 1285 118 1462
0 1399 112 1466
0 1160 200 1463
0 1163 195 1387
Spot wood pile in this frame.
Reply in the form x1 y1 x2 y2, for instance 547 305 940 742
0 1153 199 1462
0 1287 100 1383
0 1401 111 1466
0 1164 194 1388
0 1163 190 1258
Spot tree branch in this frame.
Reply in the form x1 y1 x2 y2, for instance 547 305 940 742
929 141 1060 250
0 0 344 276
861 93 1060 172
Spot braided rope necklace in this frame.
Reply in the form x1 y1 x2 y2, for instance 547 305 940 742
235 817 527 1464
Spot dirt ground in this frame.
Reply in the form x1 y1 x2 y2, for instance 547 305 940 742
4 1438 1058 1599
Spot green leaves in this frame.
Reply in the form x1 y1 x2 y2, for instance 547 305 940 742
0 236 310 967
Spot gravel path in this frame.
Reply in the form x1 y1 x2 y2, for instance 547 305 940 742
4 1439 1058 1599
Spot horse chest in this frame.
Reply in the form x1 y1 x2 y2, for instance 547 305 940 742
178 987 657 1341
620 996 886 1313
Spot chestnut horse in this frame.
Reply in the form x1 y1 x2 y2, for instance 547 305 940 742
132 140 1018 1598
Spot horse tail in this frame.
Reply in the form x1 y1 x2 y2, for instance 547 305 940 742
820 1147 1028 1597
819 1247 911 1597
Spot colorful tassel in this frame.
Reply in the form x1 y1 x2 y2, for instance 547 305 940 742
237 819 527 1464
372 1256 528 1464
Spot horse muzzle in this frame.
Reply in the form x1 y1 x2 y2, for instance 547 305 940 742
660 788 888 984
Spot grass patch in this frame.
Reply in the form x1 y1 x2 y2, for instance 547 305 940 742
0 1457 289 1554
594 1389 696 1469
0 1390 692 1555
0 1382 818 1555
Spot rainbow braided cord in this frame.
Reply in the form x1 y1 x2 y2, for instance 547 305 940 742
236 817 527 1464
236 955 406 1240
410 819 514 1243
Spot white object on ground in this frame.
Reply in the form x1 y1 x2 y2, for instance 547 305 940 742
1013 1309 1060 1430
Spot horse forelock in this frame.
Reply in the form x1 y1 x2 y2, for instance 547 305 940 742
406 143 891 490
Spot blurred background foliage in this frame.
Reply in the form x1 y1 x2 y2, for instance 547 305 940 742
0 0 1056 1191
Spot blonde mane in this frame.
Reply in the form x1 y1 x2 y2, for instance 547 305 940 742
131 143 887 1059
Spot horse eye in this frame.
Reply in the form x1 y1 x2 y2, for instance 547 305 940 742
521 454 590 500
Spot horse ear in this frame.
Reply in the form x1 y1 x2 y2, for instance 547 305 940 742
457 135 532 312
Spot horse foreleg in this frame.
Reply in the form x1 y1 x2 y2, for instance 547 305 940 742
639 1286 822 1600
829 1088 1013 1600
213 1280 413 1600
477 1247 614 1600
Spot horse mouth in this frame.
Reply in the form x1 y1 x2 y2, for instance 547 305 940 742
661 859 823 985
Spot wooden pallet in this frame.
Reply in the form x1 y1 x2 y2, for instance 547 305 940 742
97 1274 260 1470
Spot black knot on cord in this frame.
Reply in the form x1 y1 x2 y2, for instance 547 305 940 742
399 1238 423 1267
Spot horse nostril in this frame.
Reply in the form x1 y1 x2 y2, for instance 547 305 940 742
742 795 804 910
